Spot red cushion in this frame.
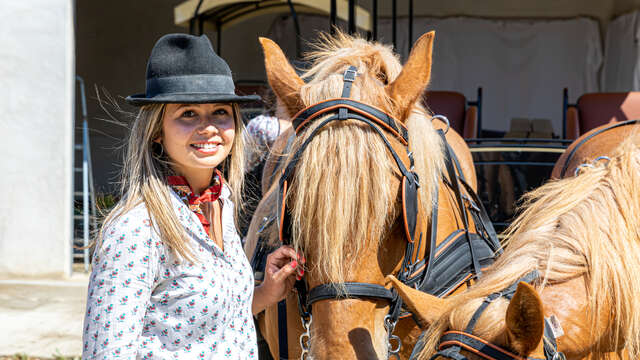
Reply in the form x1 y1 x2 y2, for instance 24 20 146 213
423 91 467 134
577 92 640 134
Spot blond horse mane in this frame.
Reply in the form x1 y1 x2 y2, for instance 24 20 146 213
279 31 444 284
421 140 640 359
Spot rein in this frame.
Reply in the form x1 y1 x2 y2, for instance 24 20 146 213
419 271 565 360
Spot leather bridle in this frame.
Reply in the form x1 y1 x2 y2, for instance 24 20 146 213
264 66 501 359
411 271 565 360
276 66 430 358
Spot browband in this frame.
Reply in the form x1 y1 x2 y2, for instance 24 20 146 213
292 99 409 145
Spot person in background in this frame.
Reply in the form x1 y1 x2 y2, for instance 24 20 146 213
238 99 292 237
82 33 303 359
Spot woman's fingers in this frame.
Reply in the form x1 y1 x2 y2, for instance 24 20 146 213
266 246 306 278
267 246 297 263
271 259 297 283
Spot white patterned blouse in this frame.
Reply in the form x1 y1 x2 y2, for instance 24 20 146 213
82 185 257 359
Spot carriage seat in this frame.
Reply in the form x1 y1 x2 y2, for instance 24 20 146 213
565 92 640 139
423 91 478 139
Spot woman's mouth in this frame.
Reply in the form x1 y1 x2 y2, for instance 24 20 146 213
191 142 220 154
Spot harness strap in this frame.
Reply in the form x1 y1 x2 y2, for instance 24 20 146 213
458 179 501 254
341 66 357 98
308 283 394 304
292 99 409 144
277 300 288 360
433 331 547 360
438 130 481 277
543 321 566 360
415 232 497 297
466 270 539 333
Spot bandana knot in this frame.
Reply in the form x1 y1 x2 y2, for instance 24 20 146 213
168 171 223 236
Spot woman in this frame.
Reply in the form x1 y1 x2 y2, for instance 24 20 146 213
82 33 303 359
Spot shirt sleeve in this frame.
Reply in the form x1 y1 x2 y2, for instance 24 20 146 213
82 209 159 359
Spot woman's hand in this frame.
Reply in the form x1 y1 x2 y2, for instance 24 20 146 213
252 245 305 315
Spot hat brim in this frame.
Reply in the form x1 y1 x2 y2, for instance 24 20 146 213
125 93 261 106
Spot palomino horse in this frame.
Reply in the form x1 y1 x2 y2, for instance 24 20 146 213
245 31 499 359
389 137 640 359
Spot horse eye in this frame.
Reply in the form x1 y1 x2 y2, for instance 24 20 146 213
376 72 388 84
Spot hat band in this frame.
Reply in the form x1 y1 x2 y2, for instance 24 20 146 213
146 74 236 98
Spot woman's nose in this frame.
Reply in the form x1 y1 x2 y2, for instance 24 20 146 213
197 117 219 135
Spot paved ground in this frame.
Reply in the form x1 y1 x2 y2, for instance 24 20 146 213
0 273 89 358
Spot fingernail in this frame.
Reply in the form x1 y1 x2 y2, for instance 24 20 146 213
296 274 302 281
290 260 297 269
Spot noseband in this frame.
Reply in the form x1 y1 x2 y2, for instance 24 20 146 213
417 271 565 360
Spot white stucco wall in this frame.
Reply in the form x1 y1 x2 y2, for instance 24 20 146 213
0 0 74 277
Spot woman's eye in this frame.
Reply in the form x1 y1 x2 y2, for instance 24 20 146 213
181 110 197 118
213 108 230 116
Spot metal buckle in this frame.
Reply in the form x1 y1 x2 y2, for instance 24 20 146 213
432 114 450 134
485 292 502 303
343 67 358 82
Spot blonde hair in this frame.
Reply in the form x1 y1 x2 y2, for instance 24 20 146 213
421 141 640 359
99 103 245 262
284 31 444 284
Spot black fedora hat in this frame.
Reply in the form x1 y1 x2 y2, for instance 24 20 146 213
126 33 260 106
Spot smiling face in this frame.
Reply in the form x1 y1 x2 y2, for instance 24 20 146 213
158 103 235 180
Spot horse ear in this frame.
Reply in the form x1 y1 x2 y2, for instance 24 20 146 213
258 37 305 118
386 31 434 121
505 282 545 356
386 275 448 327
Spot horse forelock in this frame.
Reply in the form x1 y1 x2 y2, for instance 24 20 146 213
282 31 444 286
421 140 640 360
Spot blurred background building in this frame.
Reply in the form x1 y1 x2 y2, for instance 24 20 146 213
3 0 640 277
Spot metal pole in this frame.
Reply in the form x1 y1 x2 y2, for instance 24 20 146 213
477 87 483 137
392 0 397 50
408 0 413 49
348 0 355 34
372 0 377 40
287 0 302 59
216 20 222 55
189 0 204 35
76 76 90 273
330 0 337 34
562 88 568 139
198 16 204 35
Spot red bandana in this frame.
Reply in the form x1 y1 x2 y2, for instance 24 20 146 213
168 171 223 236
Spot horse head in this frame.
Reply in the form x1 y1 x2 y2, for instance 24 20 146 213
259 31 444 359
391 140 640 359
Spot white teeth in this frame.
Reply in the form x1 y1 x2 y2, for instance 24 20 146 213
193 143 218 149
